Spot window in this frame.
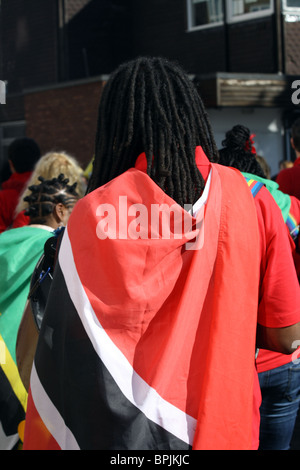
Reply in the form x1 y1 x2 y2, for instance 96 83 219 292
187 0 224 30
282 0 300 22
283 0 300 8
227 0 274 22
187 0 274 30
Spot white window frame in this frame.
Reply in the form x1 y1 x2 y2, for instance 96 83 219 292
186 0 274 31
186 0 224 31
226 0 274 24
282 0 300 13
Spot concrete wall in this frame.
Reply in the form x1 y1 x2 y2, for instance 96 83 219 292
208 107 285 177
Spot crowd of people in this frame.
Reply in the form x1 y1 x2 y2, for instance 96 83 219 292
0 56 299 451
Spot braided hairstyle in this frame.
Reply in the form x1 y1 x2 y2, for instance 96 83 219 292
218 124 266 178
24 174 79 225
87 56 219 207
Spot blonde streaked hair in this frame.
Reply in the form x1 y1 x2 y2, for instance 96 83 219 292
16 151 85 214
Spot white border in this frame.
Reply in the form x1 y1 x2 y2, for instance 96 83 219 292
30 363 80 450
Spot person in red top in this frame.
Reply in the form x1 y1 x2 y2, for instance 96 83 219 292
219 124 300 450
0 138 41 233
276 118 300 200
23 57 300 451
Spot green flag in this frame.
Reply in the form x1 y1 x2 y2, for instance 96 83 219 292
0 226 53 448
242 172 291 222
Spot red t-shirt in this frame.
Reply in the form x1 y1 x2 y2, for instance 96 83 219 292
137 150 300 372
276 157 300 200
254 187 300 373
137 149 300 444
288 196 300 282
0 171 31 233
12 210 30 228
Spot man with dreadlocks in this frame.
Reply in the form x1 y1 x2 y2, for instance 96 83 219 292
23 57 300 451
0 174 78 450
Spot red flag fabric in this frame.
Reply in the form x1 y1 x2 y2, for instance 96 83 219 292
23 160 260 450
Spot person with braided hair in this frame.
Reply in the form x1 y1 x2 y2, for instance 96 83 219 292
219 123 300 278
23 57 299 451
23 173 79 227
0 175 79 450
12 151 86 228
219 125 300 258
219 124 300 450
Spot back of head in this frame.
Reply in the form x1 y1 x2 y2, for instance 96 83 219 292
88 56 219 207
279 160 293 170
218 124 266 178
24 174 79 226
8 138 41 173
16 151 84 215
291 117 300 153
256 155 271 179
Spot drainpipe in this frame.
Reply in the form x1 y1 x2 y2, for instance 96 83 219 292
223 0 230 72
57 0 69 81
274 0 284 74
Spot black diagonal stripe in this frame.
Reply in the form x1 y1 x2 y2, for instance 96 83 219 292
0 367 25 436
34 261 190 450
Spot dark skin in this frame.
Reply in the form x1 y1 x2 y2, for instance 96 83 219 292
256 134 300 355
29 202 74 229
257 323 300 355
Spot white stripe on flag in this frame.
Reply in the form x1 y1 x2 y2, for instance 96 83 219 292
0 422 19 450
59 227 197 446
30 362 80 450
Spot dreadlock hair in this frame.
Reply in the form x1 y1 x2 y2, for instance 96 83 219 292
87 56 219 207
218 124 266 178
24 174 79 225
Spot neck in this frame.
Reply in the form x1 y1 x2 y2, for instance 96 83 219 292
29 216 62 229
29 224 55 232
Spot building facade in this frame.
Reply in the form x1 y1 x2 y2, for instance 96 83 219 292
0 0 300 176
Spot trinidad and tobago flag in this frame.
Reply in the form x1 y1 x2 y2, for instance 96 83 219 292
23 159 261 450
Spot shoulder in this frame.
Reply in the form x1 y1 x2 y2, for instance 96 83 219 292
251 184 291 229
255 185 300 327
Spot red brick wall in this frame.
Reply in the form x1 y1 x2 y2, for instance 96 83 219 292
228 17 277 73
24 79 105 169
